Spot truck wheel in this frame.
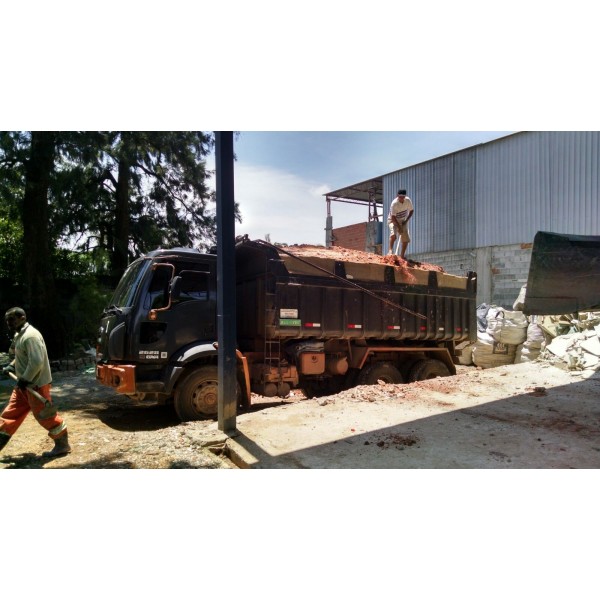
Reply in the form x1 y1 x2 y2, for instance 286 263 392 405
174 366 240 421
357 362 404 385
300 381 327 398
344 368 360 390
408 359 451 382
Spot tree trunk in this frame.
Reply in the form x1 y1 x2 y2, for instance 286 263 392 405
22 132 66 357
111 157 130 282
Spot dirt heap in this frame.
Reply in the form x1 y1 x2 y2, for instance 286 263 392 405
278 244 445 272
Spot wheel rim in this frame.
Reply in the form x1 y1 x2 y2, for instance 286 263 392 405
190 380 218 414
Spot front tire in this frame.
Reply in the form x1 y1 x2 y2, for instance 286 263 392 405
174 365 241 421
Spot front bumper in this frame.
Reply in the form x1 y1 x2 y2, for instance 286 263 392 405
96 363 136 394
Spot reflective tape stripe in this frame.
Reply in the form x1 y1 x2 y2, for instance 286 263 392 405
49 421 67 437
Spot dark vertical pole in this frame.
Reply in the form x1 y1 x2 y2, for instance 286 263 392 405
215 132 237 433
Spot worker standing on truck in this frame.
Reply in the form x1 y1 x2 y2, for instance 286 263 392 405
0 307 72 458
388 189 414 259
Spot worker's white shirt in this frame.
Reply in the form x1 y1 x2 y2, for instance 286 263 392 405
388 196 414 223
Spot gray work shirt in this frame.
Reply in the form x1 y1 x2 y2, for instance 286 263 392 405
13 322 53 387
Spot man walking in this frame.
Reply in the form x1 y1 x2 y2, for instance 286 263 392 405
0 307 71 458
388 189 414 259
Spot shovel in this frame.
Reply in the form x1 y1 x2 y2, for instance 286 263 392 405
7 371 57 419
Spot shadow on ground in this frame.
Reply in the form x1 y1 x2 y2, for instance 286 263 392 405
230 374 600 469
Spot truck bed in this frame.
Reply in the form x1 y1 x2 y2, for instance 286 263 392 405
235 239 477 349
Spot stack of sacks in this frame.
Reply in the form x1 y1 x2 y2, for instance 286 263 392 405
515 315 546 363
472 305 527 368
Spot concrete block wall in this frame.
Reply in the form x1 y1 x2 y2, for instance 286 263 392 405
409 249 477 278
410 243 533 309
490 243 532 308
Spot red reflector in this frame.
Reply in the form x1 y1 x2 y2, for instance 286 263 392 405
304 323 321 328
387 325 401 330
456 327 462 332
347 324 362 329
420 326 427 331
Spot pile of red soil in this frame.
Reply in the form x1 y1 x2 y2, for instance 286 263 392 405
279 244 445 273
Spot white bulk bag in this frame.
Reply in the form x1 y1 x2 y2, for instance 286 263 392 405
486 307 528 346
472 331 517 369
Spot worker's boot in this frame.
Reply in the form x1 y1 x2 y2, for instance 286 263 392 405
42 431 72 458
0 431 11 453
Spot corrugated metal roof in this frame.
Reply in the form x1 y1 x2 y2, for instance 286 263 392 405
325 176 383 205
331 131 600 254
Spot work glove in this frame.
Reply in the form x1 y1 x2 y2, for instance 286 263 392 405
2 364 15 375
17 378 31 390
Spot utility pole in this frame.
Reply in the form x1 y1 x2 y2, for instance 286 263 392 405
215 132 237 433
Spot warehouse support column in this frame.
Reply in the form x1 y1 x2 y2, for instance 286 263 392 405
215 132 237 434
325 196 333 247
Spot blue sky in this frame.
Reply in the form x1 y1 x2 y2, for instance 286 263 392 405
227 131 512 245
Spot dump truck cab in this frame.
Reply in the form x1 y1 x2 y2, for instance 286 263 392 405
96 248 219 405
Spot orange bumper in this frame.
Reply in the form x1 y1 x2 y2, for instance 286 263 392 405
96 364 136 394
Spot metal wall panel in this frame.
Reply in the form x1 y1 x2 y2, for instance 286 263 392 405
383 132 600 253
383 148 477 254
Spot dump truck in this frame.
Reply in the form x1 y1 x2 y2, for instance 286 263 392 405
96 237 477 420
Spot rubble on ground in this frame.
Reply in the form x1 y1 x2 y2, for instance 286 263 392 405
460 285 600 373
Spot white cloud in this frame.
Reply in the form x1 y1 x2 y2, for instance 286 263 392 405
233 163 368 246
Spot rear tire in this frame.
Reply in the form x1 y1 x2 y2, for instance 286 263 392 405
344 368 360 390
357 362 404 385
408 359 451 382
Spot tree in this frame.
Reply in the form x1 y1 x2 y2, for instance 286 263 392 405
0 131 101 355
94 132 226 281
21 132 66 356
0 130 239 355
48 131 229 281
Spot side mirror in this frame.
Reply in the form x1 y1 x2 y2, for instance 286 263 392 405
148 263 176 320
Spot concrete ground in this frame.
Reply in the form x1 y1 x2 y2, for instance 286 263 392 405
222 363 600 468
2 362 599 469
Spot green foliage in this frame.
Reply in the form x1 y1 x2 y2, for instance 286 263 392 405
0 130 237 355
0 210 23 280
63 275 111 347
0 133 26 279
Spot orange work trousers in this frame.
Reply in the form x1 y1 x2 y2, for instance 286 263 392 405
0 384 66 439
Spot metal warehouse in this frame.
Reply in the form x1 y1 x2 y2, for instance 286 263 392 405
325 131 600 308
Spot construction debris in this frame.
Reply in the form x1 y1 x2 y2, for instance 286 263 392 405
467 296 600 372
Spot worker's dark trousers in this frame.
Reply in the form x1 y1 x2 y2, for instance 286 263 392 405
0 384 66 440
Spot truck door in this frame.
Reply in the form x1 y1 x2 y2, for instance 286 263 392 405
136 259 216 363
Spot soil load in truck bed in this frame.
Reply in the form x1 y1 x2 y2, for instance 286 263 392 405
235 239 477 347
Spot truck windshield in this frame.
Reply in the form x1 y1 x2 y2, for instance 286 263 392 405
109 258 151 308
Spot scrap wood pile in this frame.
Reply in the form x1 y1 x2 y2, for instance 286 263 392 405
457 285 600 372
